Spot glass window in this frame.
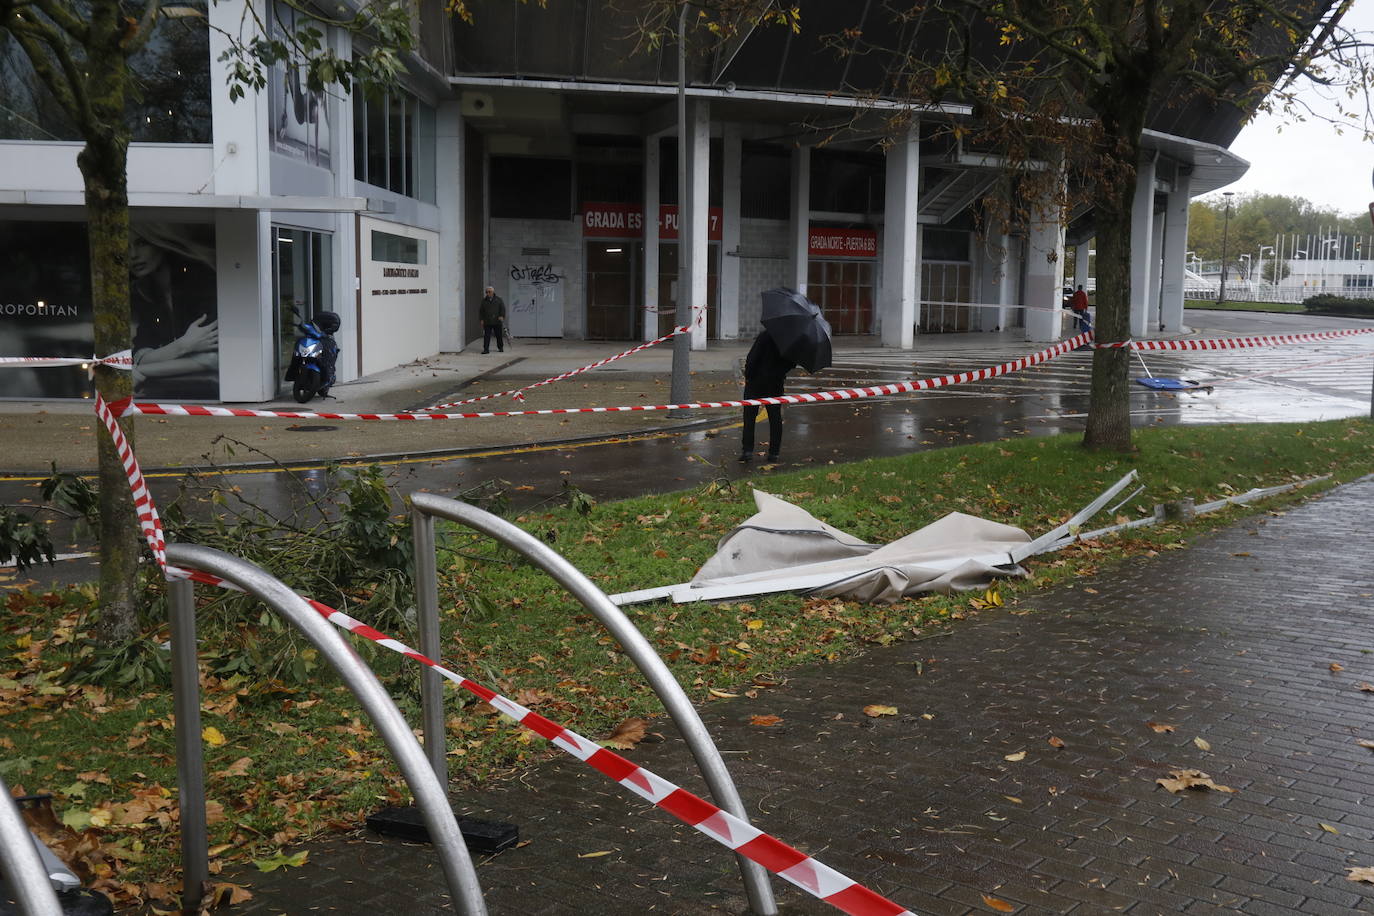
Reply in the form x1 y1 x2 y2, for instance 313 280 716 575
1 14 211 142
370 230 426 264
388 93 407 194
413 103 436 204
365 94 387 190
353 88 435 203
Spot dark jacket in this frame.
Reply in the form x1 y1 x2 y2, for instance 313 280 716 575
743 330 796 398
478 295 506 326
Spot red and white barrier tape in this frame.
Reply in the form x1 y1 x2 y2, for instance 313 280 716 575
1093 328 1374 350
93 396 917 915
428 324 691 409
1 350 133 368
111 332 1093 423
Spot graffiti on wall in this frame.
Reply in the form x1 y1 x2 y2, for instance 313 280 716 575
507 264 564 338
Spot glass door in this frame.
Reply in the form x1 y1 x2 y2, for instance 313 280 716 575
272 227 333 392
585 242 636 339
656 243 719 338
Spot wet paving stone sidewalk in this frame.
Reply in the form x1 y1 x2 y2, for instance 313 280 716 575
228 475 1374 915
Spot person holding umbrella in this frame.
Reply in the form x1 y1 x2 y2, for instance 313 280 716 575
740 327 795 462
740 288 833 463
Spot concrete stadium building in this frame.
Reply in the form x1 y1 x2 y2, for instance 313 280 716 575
2 0 1313 403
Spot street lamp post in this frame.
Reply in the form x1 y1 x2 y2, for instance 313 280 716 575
1257 245 1274 291
1218 191 1234 304
1238 253 1252 296
1320 237 1339 291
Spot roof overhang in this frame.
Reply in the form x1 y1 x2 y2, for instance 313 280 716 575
0 191 374 211
1140 128 1249 196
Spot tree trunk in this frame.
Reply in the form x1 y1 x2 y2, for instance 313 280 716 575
79 3 141 642
1083 103 1148 453
1082 190 1135 452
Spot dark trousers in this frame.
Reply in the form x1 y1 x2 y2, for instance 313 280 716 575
482 323 504 353
741 404 782 457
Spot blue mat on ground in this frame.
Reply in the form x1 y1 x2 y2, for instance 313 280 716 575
1136 377 1202 390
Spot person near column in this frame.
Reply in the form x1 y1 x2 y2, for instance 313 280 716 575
739 327 796 463
1069 284 1092 334
479 285 506 354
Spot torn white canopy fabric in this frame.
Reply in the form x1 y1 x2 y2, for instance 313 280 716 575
613 489 1031 606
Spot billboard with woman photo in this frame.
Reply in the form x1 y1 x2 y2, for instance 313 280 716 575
0 218 219 400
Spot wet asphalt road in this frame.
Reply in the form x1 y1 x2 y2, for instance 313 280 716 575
5 310 1371 590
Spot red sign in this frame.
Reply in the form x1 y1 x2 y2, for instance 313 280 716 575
582 202 722 241
809 227 878 259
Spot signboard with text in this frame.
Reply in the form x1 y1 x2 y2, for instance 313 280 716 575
809 227 878 259
582 202 723 241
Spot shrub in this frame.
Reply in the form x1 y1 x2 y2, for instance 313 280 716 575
1301 294 1374 317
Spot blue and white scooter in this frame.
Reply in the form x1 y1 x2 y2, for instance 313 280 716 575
284 309 340 403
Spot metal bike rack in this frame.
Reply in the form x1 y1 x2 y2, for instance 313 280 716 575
0 775 62 916
410 493 778 916
163 544 488 916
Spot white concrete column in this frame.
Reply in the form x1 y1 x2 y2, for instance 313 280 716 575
685 100 710 350
880 128 919 349
1159 170 1191 332
1129 154 1158 339
436 102 465 352
788 146 811 294
978 233 1013 331
208 0 269 196
215 210 274 402
719 124 742 339
642 135 661 342
1073 243 1090 292
1149 209 1166 330
1023 176 1066 341
327 29 359 379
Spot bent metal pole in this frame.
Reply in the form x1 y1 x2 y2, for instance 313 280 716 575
0 775 62 916
408 493 777 916
163 543 488 916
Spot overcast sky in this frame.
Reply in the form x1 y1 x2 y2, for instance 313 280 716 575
1209 0 1374 215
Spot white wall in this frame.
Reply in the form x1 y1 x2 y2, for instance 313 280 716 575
0 142 216 195
216 209 274 402
736 218 790 334
488 217 584 341
358 216 441 374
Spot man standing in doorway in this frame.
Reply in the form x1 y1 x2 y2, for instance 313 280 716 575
1069 284 1092 334
479 286 506 354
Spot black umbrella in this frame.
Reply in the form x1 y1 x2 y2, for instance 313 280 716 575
759 287 833 373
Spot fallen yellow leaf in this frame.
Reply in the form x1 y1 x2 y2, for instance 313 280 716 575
708 688 739 699
981 893 1015 912
1146 721 1176 733
202 726 227 747
1048 736 1065 749
862 704 898 717
1331 662 1345 673
1348 866 1374 883
1156 768 1236 794
602 718 648 750
1193 737 1211 752
745 619 764 630
1320 823 1340 834
1004 751 1026 762
578 850 613 858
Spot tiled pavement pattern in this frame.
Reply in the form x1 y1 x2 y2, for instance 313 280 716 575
229 476 1374 915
